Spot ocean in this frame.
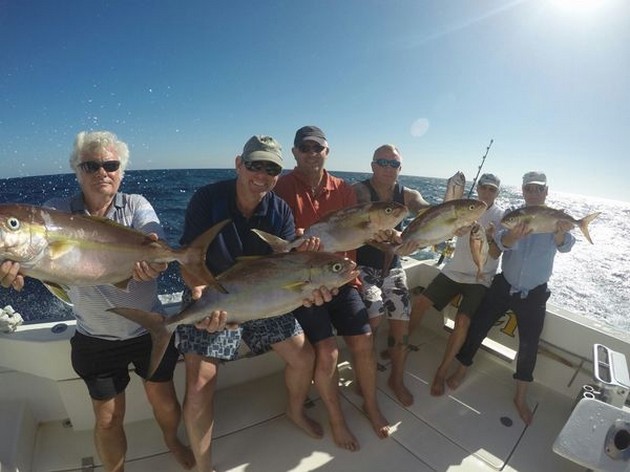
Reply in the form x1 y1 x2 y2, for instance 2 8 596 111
1 169 628 331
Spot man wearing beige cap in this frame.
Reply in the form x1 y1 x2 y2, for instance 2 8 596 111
177 135 331 471
449 171 575 425
408 173 504 396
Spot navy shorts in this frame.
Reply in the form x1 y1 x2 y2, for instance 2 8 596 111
70 331 180 401
422 272 487 317
294 285 371 344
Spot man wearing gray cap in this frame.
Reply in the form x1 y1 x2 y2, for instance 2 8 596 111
177 135 331 471
408 173 504 397
449 171 575 425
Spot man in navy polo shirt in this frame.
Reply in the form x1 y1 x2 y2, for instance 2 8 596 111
177 135 332 472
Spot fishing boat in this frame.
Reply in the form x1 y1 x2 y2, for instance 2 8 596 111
1 257 629 472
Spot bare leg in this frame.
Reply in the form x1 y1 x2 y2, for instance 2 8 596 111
272 335 323 438
92 393 126 472
312 337 360 451
387 319 413 406
446 360 468 391
144 380 195 469
408 294 433 335
514 380 534 425
345 333 391 439
431 312 470 396
183 354 219 472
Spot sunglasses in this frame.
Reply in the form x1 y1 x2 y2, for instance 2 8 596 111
78 160 121 174
374 159 401 169
298 144 326 154
524 185 546 194
243 160 282 177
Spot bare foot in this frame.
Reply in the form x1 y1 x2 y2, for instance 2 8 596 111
446 365 467 391
514 398 534 426
286 409 324 439
363 404 391 439
430 374 446 397
330 420 360 451
166 438 195 470
388 376 414 406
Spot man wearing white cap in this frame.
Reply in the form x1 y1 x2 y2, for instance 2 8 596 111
448 171 575 425
408 173 504 396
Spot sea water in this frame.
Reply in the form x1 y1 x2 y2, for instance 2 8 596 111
1 169 628 331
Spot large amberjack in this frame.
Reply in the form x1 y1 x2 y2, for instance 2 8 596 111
500 205 601 244
109 251 359 377
251 201 408 253
395 199 488 256
0 203 225 303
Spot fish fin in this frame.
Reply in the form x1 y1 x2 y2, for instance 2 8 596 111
578 212 601 244
107 307 174 378
42 282 73 305
47 241 75 260
180 219 230 294
250 229 293 253
282 281 309 292
113 278 132 291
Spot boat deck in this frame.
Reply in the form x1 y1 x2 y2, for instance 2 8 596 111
29 326 584 472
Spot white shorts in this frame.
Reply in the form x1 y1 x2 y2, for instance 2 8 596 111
358 266 411 321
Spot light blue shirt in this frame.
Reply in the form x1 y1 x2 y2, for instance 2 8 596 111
495 225 575 297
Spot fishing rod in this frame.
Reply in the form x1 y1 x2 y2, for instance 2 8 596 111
467 138 494 198
436 138 494 265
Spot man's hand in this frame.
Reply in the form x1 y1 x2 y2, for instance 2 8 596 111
502 222 532 248
0 261 24 291
554 220 573 246
133 233 168 281
373 229 402 244
295 236 322 252
302 285 338 307
194 310 236 333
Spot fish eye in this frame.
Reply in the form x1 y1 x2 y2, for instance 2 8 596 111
7 217 20 230
385 207 393 214
331 262 343 273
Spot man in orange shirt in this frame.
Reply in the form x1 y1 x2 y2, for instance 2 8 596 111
274 126 391 452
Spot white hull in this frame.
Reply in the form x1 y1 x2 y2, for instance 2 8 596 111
1 258 629 471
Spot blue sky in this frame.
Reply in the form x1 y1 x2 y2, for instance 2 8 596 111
1 0 629 202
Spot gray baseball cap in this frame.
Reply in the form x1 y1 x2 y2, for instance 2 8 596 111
241 135 283 167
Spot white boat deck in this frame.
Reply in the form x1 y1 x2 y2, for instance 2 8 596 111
25 326 585 472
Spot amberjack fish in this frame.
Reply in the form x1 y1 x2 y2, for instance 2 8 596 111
500 205 601 244
251 201 408 253
469 223 489 282
109 251 359 377
395 199 488 256
0 203 225 303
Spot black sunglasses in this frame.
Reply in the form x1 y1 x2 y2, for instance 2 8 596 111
243 160 282 177
78 160 121 174
298 143 326 154
374 159 401 169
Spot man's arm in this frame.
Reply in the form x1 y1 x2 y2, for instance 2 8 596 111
353 182 371 205
404 188 430 215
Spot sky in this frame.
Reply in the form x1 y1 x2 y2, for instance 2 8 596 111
1 0 629 202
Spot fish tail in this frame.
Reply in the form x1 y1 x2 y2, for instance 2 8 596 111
366 241 395 277
578 212 601 244
250 229 292 253
106 307 175 378
179 219 230 293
